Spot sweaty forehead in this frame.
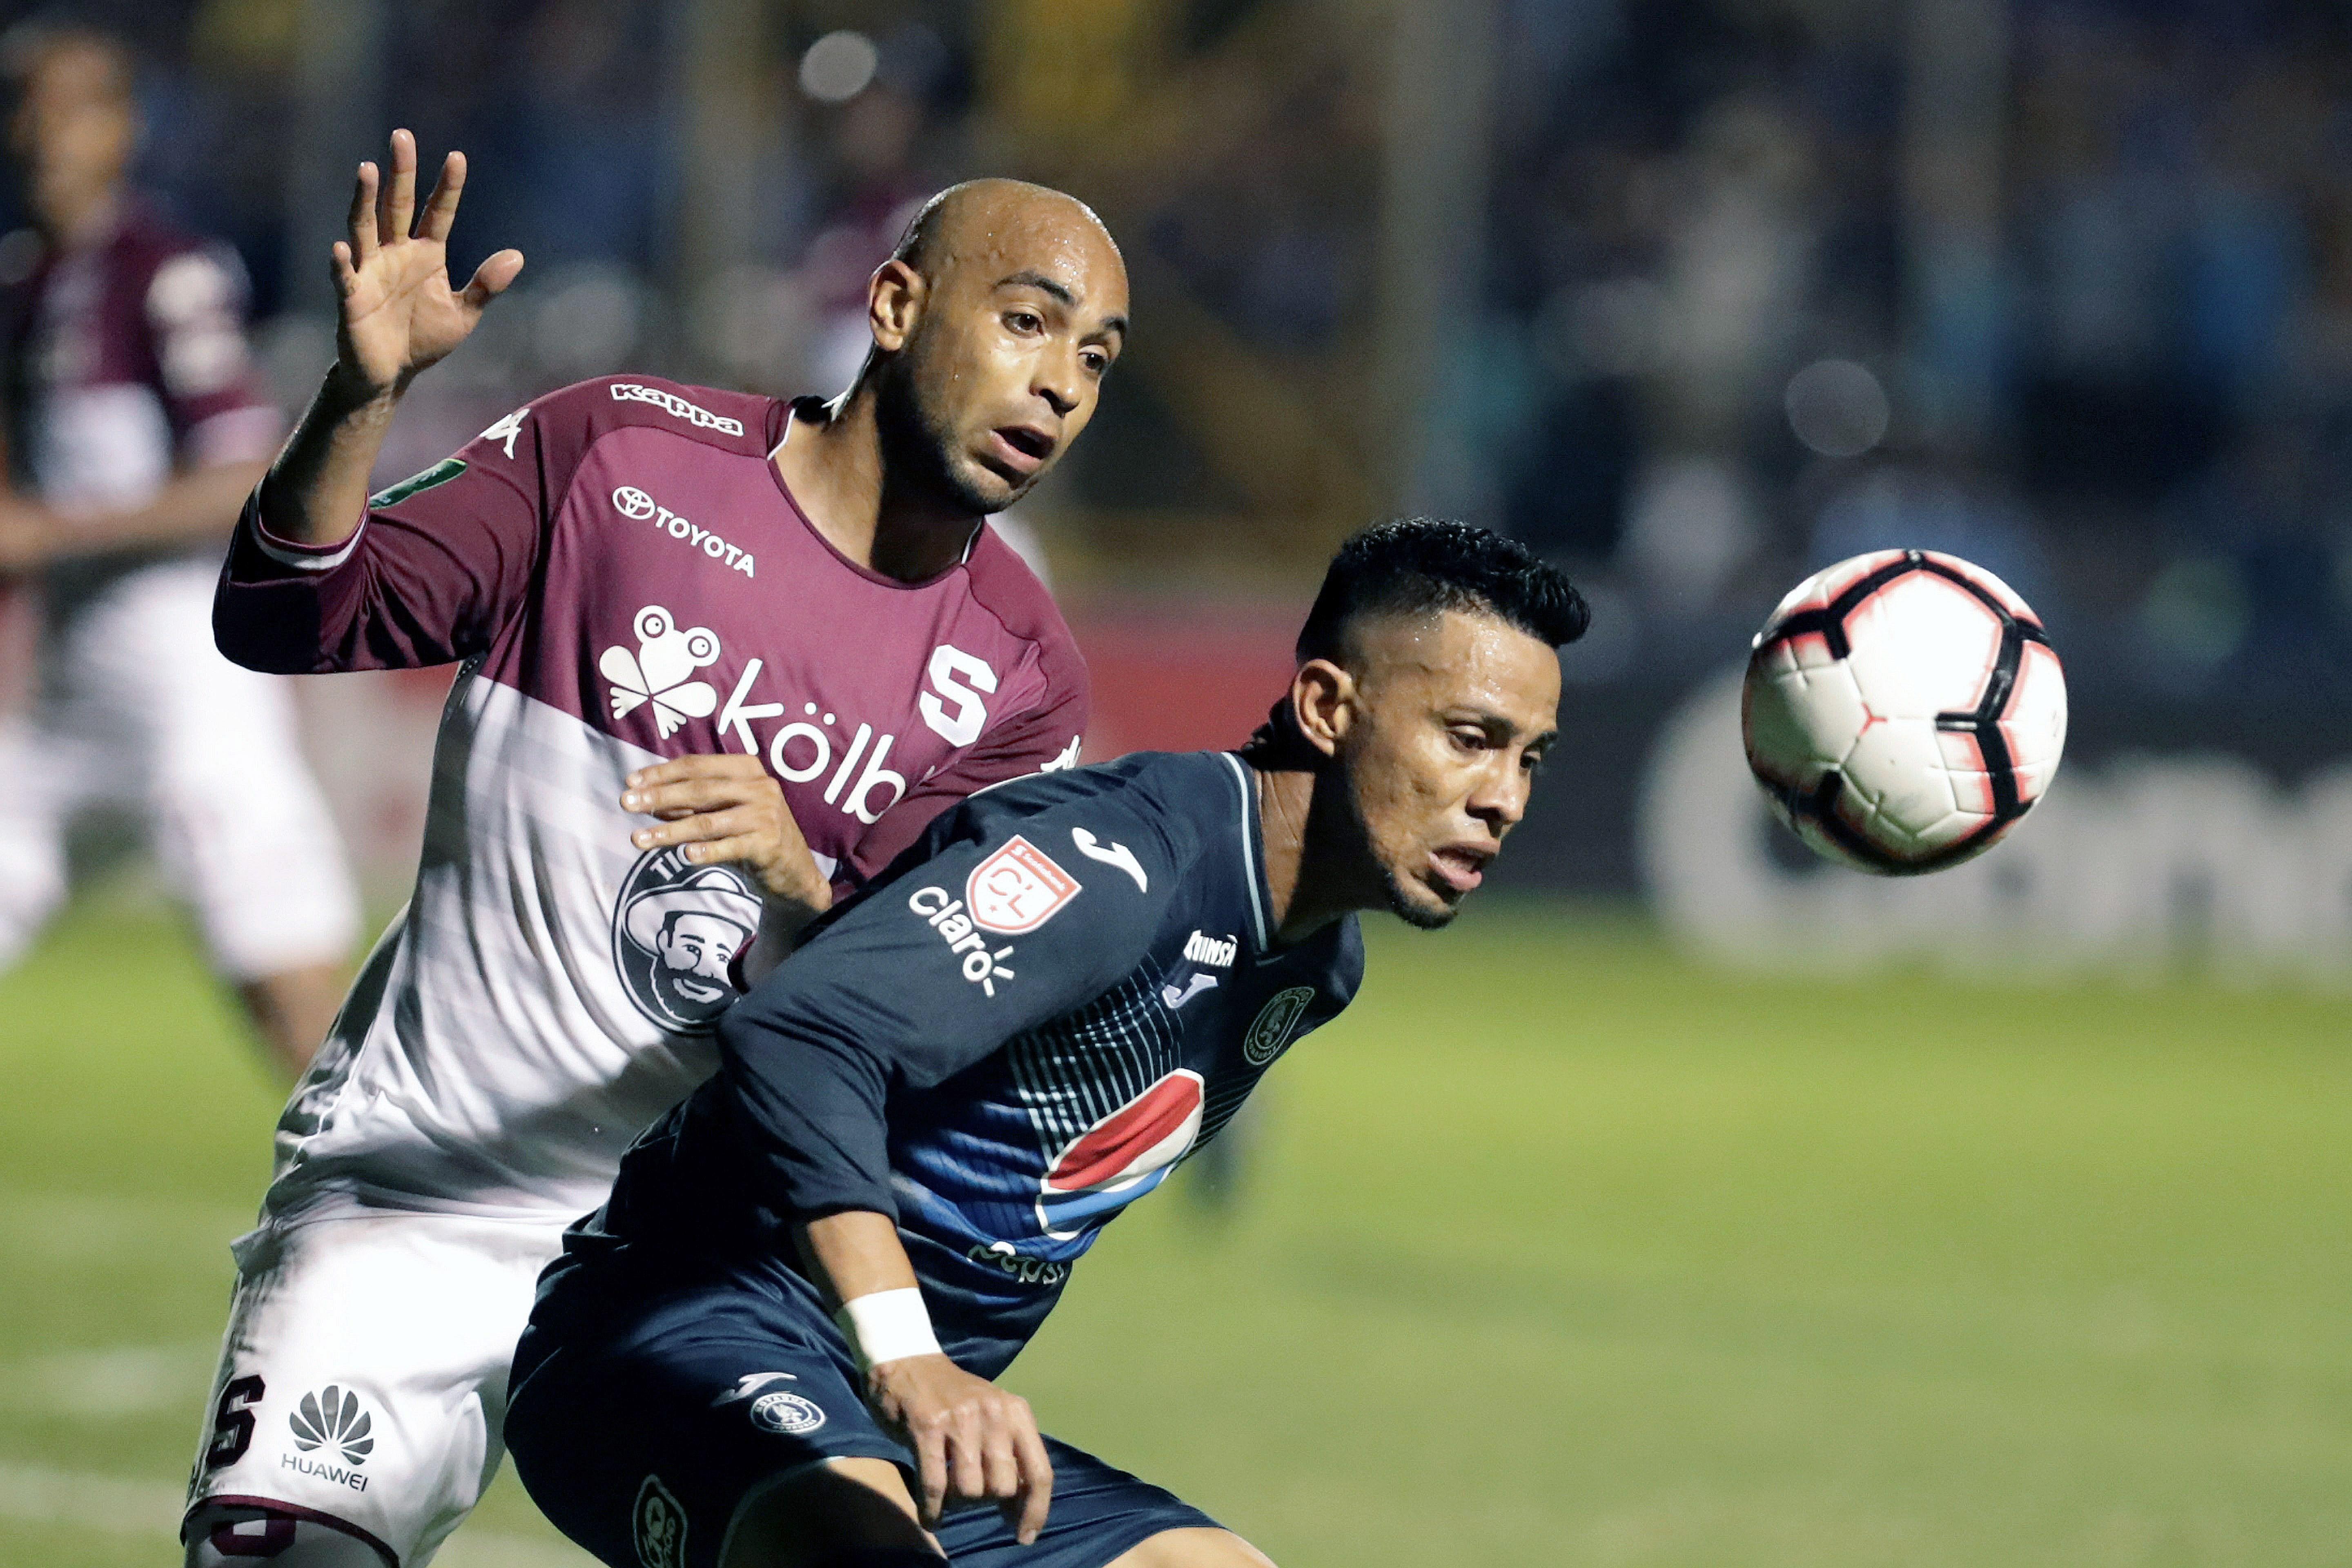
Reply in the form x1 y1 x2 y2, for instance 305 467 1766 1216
929 193 1127 308
1350 609 1561 719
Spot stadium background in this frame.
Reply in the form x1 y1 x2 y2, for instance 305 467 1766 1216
0 1 2346 1564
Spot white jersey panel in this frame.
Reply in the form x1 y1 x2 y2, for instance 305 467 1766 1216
264 669 741 1223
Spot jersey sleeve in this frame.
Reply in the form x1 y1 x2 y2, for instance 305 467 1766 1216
716 783 1177 1223
144 243 282 469
213 386 589 673
837 645 1090 888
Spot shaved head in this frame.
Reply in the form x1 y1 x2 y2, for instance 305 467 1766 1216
891 178 1123 290
856 176 1129 516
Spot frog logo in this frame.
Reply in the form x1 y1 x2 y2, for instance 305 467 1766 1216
613 846 762 1031
600 605 721 739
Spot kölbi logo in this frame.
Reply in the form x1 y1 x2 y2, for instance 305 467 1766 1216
612 847 762 1031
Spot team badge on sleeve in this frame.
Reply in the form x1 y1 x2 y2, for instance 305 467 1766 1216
966 837 1081 934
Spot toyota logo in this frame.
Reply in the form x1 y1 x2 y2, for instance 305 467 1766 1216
613 486 657 520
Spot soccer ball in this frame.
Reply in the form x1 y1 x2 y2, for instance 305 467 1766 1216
1742 549 2067 874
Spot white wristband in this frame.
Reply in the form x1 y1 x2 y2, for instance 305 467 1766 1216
834 1287 943 1372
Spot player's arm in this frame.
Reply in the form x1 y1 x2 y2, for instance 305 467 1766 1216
0 460 265 573
261 129 521 549
715 792 1176 1536
800 1208 1055 1542
214 131 554 675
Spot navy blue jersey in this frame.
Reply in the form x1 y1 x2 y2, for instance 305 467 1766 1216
560 751 1363 1376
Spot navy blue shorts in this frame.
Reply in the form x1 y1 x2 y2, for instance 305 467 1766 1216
505 1256 1217 1568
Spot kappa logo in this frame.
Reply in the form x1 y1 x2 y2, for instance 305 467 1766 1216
480 406 527 459
909 885 1018 996
968 837 1082 934
633 1474 688 1568
1183 930 1237 968
1242 987 1316 1067
612 380 746 436
612 847 760 1031
611 485 758 577
601 606 722 738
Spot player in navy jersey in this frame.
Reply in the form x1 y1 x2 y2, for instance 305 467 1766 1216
504 521 1589 1568
184 131 1127 1568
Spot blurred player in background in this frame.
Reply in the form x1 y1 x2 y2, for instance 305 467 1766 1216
0 24 357 1078
183 129 1123 1568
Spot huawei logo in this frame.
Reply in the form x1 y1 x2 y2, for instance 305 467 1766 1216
288 1386 374 1466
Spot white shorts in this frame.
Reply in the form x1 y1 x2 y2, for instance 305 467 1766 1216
0 559 359 980
185 1211 570 1566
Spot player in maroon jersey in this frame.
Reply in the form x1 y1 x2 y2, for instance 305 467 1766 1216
0 25 357 1076
183 129 1127 1568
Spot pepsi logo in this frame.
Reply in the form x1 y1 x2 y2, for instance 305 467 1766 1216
1036 1069 1203 1239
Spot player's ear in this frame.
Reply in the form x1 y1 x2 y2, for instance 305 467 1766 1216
868 259 925 353
1289 659 1353 759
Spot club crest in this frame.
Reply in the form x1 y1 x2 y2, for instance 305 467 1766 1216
966 837 1081 934
612 846 762 1031
1242 987 1316 1067
632 1474 688 1568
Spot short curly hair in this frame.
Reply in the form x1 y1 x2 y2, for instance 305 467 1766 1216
1294 517 1589 662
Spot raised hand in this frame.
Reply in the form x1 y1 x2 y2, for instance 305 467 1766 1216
333 129 523 401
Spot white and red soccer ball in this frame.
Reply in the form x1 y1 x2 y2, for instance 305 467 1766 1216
1742 549 2068 874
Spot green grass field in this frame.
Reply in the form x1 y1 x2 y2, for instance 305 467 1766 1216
3 898 2347 1567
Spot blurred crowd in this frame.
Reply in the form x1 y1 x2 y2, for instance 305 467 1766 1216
1476 0 2352 695
10 0 2352 696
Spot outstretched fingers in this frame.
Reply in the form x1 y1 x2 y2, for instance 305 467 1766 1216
418 149 467 244
380 129 417 246
458 249 526 313
346 161 380 266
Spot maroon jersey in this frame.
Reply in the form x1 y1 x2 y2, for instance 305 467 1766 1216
214 376 1088 1221
0 200 280 518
